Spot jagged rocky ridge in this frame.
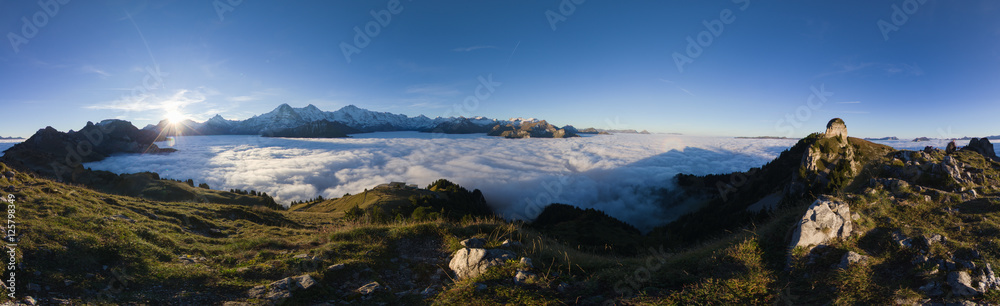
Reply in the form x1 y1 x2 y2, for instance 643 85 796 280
150 104 593 139
0 120 175 180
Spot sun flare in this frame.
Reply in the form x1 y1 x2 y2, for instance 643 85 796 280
165 111 186 125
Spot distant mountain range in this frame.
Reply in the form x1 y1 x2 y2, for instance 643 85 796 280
862 136 899 141
0 136 24 140
148 104 610 139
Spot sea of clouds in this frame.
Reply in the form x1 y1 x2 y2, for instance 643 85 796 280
82 132 799 231
0 140 22 153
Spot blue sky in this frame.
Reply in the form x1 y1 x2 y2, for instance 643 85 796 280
0 0 998 139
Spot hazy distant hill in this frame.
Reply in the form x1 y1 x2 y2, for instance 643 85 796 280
863 136 899 141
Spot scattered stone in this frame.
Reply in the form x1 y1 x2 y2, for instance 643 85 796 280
293 254 310 259
460 238 486 248
22 296 36 306
327 263 346 271
474 283 488 291
514 270 535 285
449 248 515 280
246 274 318 304
837 251 870 269
178 255 208 265
912 254 929 265
891 231 915 249
919 281 944 297
357 281 381 295
63 279 75 286
294 274 316 290
946 141 958 154
104 214 136 223
948 271 979 296
789 196 854 251
925 234 946 246
500 239 522 249
420 286 436 297
979 263 1000 292
2 171 14 179
520 257 533 269
557 282 570 293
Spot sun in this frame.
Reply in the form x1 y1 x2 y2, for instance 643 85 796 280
165 111 186 125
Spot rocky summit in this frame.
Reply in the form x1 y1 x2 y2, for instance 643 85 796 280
824 117 848 140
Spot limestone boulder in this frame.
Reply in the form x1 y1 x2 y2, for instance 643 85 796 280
449 248 515 280
790 196 854 251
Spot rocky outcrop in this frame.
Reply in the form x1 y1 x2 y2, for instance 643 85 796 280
949 271 978 296
823 118 847 140
246 274 317 305
487 120 579 139
962 138 997 161
789 196 854 251
449 248 515 280
798 120 860 191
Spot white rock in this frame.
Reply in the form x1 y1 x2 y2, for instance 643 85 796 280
949 271 980 296
449 248 515 280
789 196 854 251
514 270 535 284
357 281 381 295
837 251 869 269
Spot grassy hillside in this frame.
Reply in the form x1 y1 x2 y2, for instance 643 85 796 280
3 128 1000 304
288 187 440 217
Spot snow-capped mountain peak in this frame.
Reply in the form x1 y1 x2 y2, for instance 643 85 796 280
157 104 554 136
